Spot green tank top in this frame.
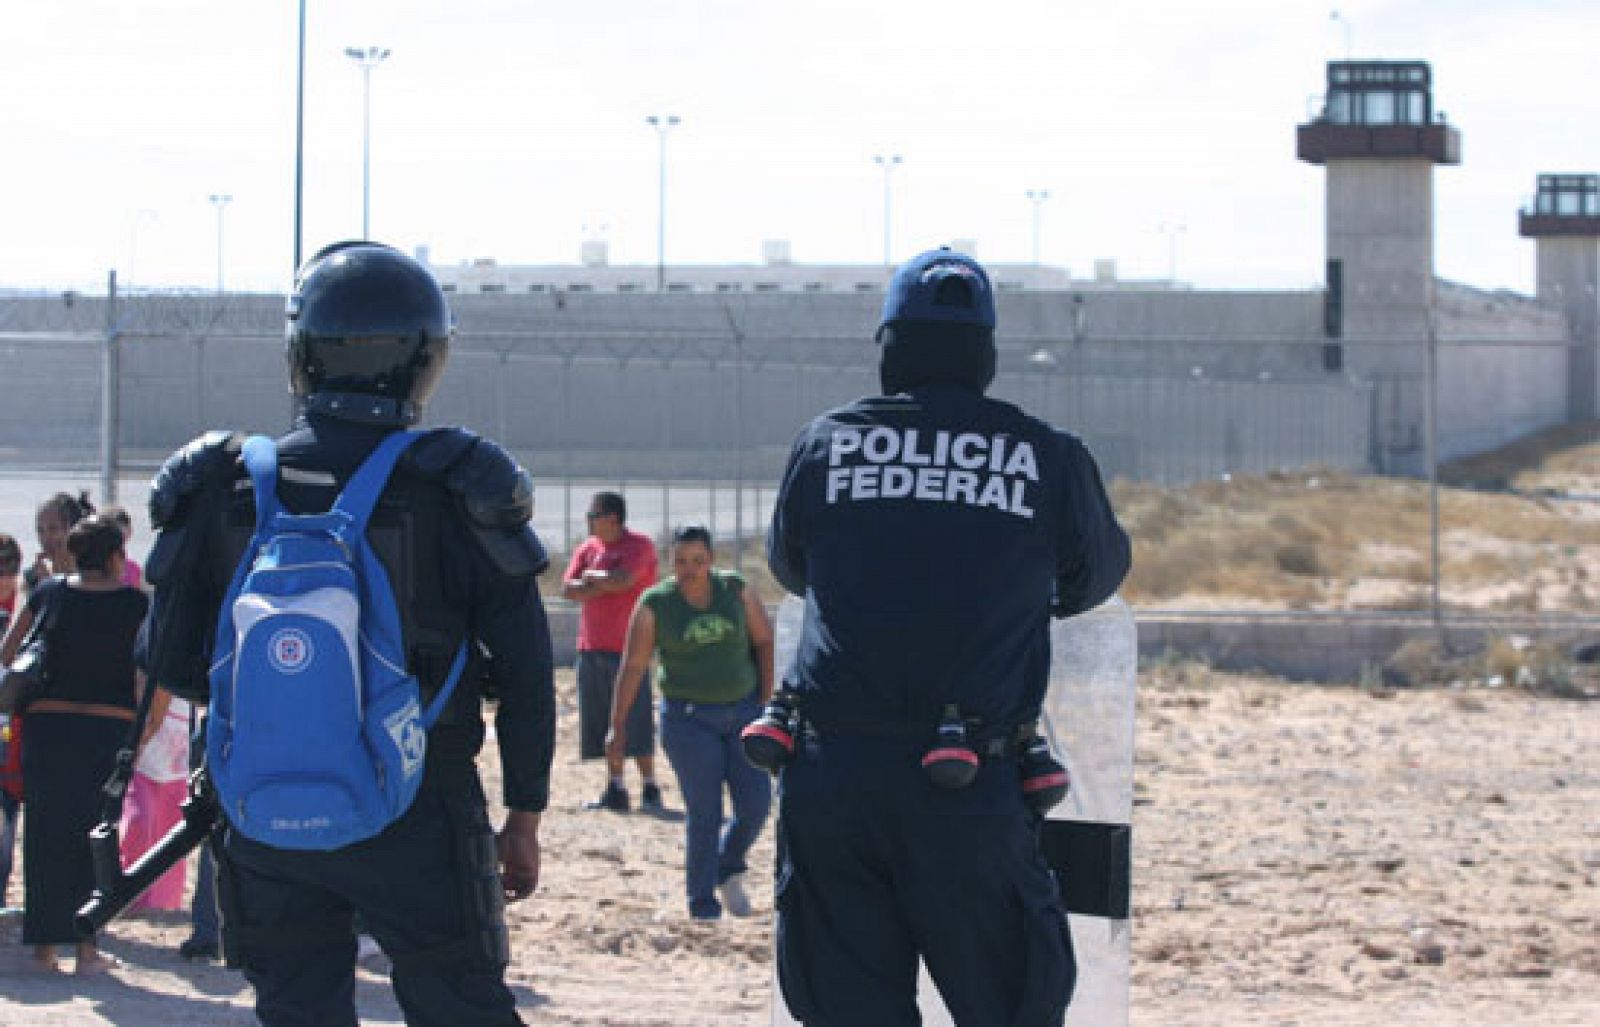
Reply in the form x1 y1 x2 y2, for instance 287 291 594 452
641 569 758 703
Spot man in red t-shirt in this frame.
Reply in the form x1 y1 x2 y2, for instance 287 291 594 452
563 492 660 812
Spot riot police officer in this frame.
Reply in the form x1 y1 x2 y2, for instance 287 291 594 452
142 242 554 1025
765 247 1130 1025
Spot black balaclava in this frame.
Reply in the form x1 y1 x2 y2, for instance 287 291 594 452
878 321 997 394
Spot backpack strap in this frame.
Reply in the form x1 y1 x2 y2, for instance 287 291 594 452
421 644 469 729
334 429 469 721
240 435 283 534
332 430 423 535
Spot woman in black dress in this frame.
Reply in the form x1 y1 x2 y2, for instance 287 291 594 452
0 514 147 974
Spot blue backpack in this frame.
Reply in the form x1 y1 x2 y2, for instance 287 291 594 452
207 431 466 850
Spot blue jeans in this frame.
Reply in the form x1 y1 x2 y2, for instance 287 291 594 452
0 790 18 907
190 840 220 945
659 694 772 919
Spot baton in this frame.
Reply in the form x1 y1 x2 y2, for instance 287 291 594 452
76 768 218 937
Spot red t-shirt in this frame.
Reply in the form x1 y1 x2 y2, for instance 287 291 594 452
565 529 658 652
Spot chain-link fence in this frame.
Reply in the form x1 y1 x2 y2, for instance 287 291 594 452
1 288 1595 626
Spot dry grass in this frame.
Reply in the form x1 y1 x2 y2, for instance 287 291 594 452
537 425 1600 615
1114 453 1600 611
1440 420 1600 492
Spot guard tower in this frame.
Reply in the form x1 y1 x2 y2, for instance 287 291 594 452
1519 174 1600 420
1299 60 1460 473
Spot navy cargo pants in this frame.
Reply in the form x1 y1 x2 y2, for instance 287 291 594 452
218 759 521 1026
775 733 1075 1026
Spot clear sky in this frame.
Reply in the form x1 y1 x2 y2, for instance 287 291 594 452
2 0 1596 296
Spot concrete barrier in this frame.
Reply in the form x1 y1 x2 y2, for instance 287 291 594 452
541 602 1600 683
1135 609 1600 682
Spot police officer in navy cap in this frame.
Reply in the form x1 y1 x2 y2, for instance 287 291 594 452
765 246 1130 1024
141 241 554 1025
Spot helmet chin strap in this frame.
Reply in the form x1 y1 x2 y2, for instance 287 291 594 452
304 391 420 426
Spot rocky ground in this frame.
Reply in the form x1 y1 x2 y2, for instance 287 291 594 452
1131 666 1598 1026
1 667 1596 1025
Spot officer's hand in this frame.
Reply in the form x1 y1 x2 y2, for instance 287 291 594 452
496 811 542 902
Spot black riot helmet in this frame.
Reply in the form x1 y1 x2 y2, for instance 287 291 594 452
286 241 455 424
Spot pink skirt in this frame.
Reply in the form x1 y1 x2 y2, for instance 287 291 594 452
119 772 187 911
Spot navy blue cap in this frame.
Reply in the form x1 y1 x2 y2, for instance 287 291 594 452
880 247 996 330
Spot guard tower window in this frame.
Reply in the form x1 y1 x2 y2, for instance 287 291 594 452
1534 175 1600 216
1323 61 1432 127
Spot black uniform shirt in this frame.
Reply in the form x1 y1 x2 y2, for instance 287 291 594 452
149 413 556 814
767 384 1130 737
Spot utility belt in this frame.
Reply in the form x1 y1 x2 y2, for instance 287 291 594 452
803 712 1038 761
741 692 1071 814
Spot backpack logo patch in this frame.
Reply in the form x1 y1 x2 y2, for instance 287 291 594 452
385 697 427 779
267 627 315 674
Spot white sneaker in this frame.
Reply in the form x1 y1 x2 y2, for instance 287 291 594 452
717 872 753 918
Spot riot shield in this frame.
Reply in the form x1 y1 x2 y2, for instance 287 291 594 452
1045 596 1137 1025
769 596 1138 1026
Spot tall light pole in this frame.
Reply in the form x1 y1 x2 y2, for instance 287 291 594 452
1025 189 1050 265
646 114 681 292
344 45 391 240
208 193 233 294
873 154 902 266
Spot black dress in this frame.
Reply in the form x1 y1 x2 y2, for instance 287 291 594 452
20 579 148 945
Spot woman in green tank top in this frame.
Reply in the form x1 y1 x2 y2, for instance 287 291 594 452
608 526 774 920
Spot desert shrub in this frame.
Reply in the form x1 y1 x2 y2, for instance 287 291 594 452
1384 637 1453 686
1274 541 1325 577
1480 634 1577 694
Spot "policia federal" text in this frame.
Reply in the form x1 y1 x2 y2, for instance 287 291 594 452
825 427 1038 518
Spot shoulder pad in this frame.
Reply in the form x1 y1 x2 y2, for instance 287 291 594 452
149 431 243 529
408 427 533 531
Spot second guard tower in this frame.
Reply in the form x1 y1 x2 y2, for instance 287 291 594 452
1519 174 1600 420
1298 60 1460 473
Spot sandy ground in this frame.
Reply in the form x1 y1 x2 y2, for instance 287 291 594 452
1 668 1596 1025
